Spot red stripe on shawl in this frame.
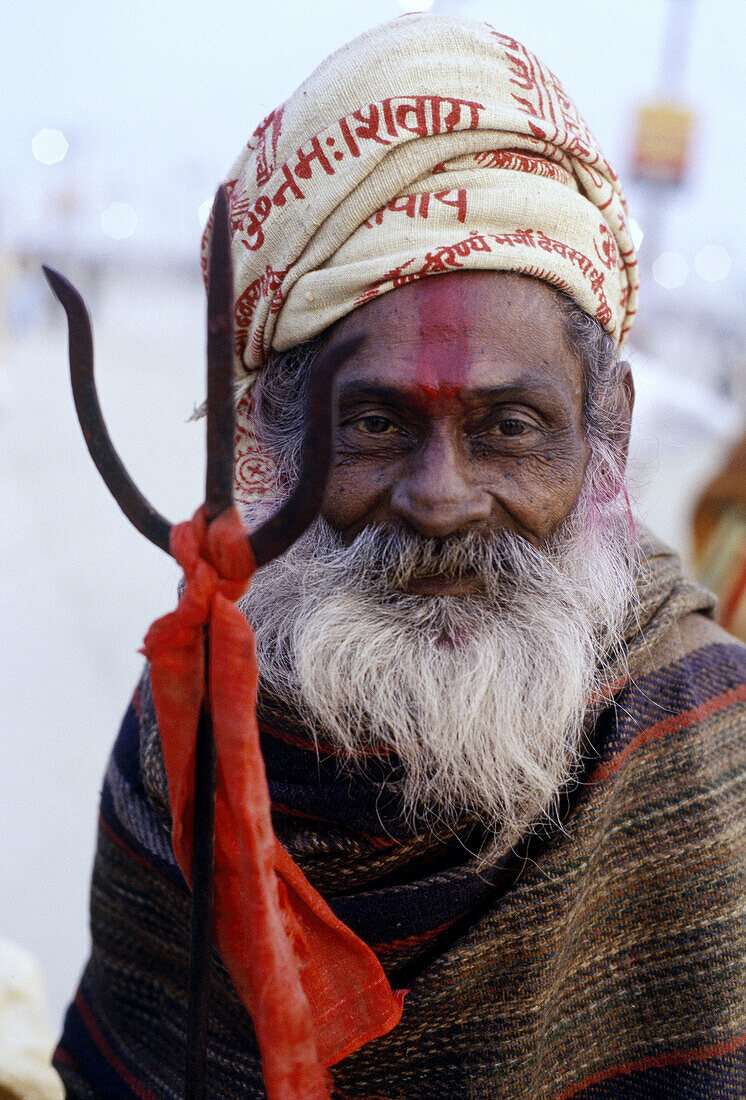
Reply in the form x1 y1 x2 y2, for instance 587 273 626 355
270 801 329 824
260 719 397 760
53 1047 78 1069
333 1090 399 1100
99 814 179 886
270 801 399 850
74 991 157 1100
590 683 746 783
552 1030 746 1100
365 835 402 850
372 914 461 953
587 675 629 707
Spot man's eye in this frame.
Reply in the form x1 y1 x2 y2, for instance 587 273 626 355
496 419 528 437
354 415 396 435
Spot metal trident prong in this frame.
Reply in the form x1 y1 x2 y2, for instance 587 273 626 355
42 188 360 565
41 265 173 552
43 185 361 1099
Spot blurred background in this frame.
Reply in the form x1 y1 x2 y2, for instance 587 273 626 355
2 0 745 1033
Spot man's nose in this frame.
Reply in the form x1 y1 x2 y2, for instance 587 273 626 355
389 432 493 537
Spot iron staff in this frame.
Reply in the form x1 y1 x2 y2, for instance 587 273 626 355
43 186 360 1098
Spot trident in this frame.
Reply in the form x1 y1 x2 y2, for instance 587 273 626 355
44 186 359 1099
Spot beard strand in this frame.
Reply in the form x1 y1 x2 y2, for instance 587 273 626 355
239 449 638 845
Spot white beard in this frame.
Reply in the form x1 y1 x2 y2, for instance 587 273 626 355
239 444 637 845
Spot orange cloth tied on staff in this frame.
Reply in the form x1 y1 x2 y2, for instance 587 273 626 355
141 507 404 1099
202 12 638 398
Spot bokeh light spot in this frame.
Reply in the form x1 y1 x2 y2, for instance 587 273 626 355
629 217 644 251
101 202 138 240
652 251 688 290
198 198 213 228
694 244 731 282
32 128 69 165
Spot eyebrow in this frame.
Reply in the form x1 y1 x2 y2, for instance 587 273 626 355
336 376 557 406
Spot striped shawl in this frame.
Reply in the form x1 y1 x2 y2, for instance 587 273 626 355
55 533 746 1099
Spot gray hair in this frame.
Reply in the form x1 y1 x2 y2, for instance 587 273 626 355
254 284 624 488
555 289 626 448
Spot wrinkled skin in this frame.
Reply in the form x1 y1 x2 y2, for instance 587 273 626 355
320 272 633 596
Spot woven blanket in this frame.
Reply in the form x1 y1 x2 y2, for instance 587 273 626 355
55 533 746 1098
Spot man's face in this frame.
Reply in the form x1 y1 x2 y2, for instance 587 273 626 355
321 271 591 594
246 271 636 832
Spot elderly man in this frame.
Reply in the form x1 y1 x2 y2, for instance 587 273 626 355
55 15 746 1100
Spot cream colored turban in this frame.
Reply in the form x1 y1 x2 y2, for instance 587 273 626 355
203 12 638 382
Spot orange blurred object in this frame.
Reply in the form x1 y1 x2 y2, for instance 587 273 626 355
631 99 696 185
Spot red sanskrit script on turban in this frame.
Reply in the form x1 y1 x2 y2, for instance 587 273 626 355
249 106 286 189
473 150 573 187
594 221 620 272
490 30 616 179
354 228 613 329
364 190 468 229
234 265 289 356
230 96 485 252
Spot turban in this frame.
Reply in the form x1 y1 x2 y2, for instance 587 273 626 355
203 14 638 371
202 14 639 503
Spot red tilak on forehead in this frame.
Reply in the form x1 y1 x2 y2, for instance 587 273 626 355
410 277 470 411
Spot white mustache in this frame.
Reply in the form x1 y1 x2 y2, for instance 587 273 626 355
309 524 539 596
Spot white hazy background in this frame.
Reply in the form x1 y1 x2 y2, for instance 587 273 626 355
2 0 745 1031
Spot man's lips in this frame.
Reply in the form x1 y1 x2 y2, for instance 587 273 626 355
400 572 481 596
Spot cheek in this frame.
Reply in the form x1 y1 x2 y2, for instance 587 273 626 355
487 438 589 540
321 462 393 533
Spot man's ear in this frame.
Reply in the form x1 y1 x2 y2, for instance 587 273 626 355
611 359 634 464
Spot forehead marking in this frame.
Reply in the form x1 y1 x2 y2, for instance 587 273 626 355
412 277 471 407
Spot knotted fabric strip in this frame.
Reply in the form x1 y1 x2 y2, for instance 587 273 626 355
141 506 404 1100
